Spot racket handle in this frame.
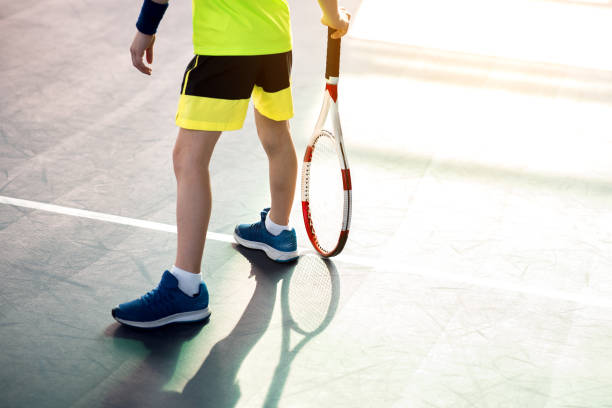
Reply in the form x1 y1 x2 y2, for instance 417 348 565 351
325 27 341 79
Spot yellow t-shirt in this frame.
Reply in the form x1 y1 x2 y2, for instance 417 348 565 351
192 0 292 56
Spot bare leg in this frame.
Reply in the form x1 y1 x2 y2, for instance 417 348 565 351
254 108 298 226
173 127 221 274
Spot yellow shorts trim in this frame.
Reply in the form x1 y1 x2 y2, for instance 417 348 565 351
175 87 294 131
252 85 294 122
175 95 250 131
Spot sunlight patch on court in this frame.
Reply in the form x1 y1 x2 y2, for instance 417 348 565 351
350 0 612 71
340 71 612 184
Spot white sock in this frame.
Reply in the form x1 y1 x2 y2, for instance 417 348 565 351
265 213 291 236
170 265 202 297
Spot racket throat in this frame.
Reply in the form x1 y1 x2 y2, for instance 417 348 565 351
325 77 339 102
325 83 338 103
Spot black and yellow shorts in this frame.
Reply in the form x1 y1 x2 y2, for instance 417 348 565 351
175 51 293 131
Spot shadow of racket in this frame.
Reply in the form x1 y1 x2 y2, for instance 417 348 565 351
263 252 341 407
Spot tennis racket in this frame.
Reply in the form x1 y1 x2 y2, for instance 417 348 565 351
263 254 340 407
301 27 352 258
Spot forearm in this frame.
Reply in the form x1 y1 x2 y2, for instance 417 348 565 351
317 0 341 24
131 0 168 74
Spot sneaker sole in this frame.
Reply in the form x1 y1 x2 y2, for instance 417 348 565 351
112 307 211 329
233 232 298 262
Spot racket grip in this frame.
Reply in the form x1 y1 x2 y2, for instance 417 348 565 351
325 27 341 79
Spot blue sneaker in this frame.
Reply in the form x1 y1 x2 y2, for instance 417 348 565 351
111 271 210 328
234 208 298 262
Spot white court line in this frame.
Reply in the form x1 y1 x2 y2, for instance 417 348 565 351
2 195 611 308
0 195 375 265
0 195 234 244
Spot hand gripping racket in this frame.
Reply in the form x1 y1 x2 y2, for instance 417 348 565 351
301 28 352 258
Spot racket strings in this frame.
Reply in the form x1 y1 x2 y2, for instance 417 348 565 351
308 132 344 254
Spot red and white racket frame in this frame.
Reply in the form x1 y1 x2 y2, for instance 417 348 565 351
301 74 352 258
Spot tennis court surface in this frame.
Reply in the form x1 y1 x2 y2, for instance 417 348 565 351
2 0 612 406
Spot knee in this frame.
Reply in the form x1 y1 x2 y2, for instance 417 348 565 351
173 129 220 178
172 144 208 178
172 144 187 177
261 126 293 157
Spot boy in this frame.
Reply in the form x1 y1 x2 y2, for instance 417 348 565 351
111 0 350 328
